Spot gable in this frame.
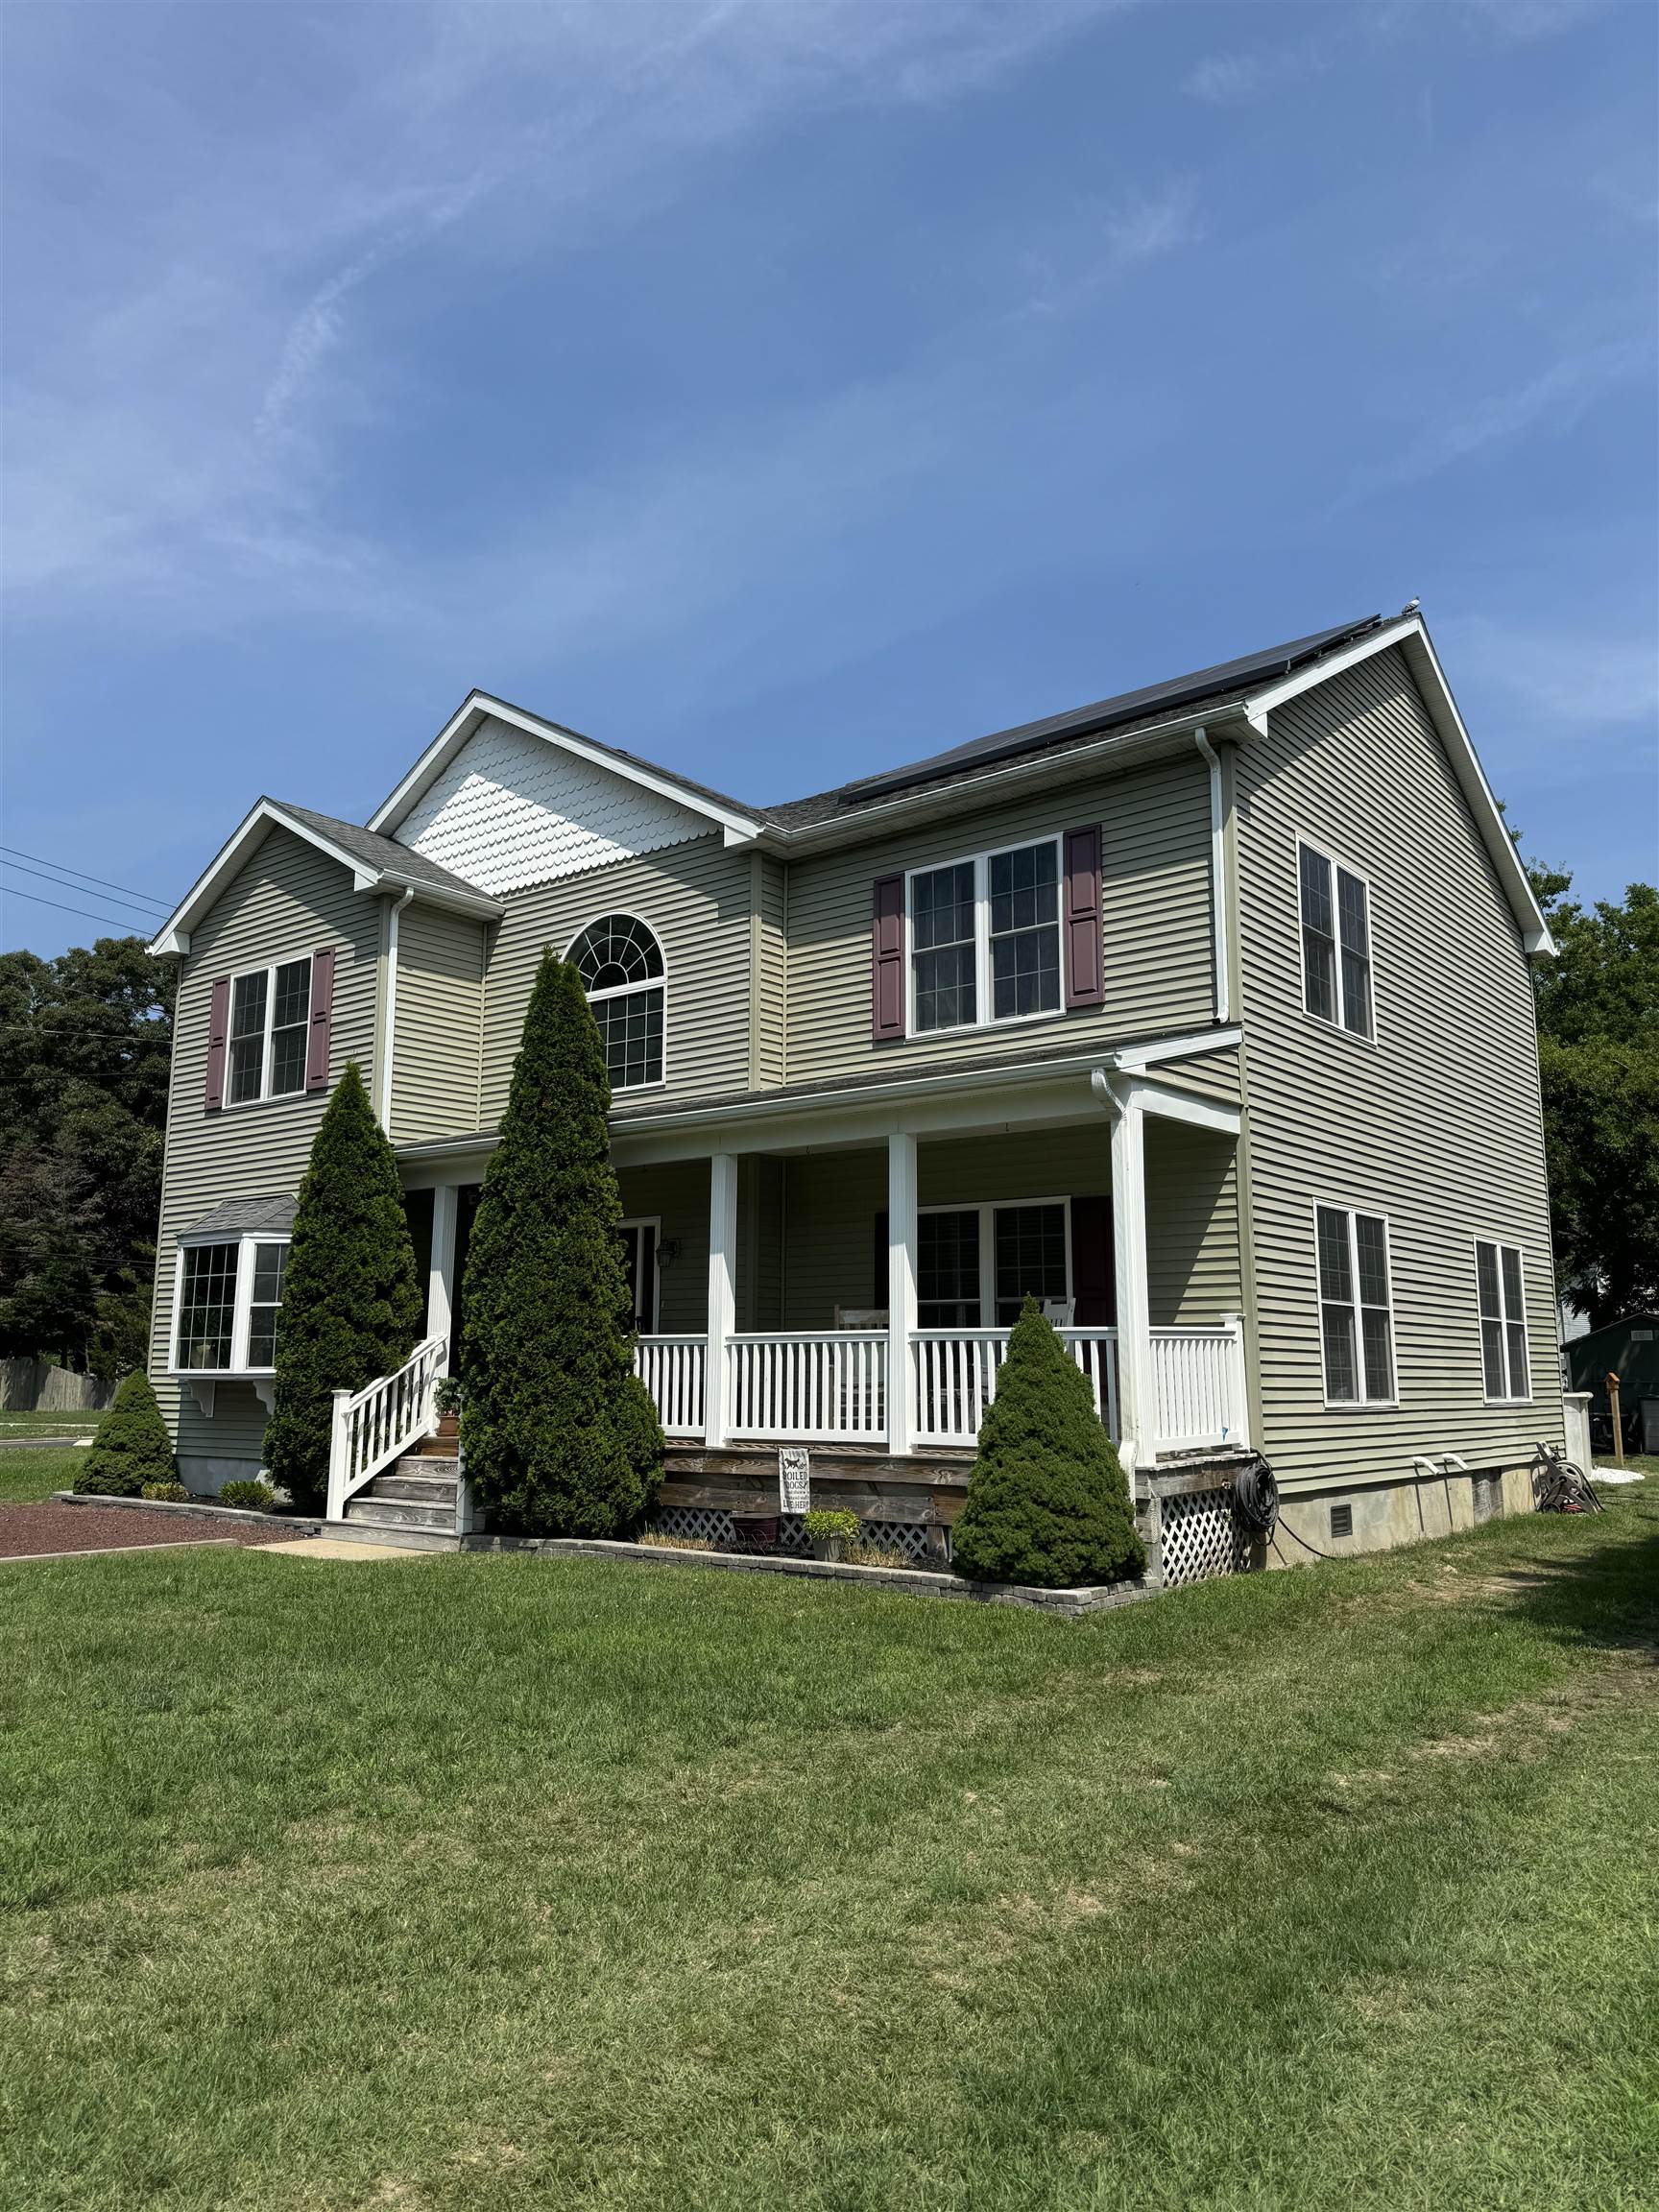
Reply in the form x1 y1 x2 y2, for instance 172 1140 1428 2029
393 713 714 896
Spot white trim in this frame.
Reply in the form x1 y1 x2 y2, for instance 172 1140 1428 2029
1093 1069 1241 1138
618 1214 662 1334
147 798 501 959
705 1153 739 1448
378 887 414 1130
886 1132 919 1455
904 832 1066 1041
1294 831 1377 1047
428 1184 459 1375
565 912 669 1094
368 691 763 848
1313 1201 1399 1409
1475 1235 1533 1405
1242 613 1553 957
1193 729 1230 1023
221 953 313 1110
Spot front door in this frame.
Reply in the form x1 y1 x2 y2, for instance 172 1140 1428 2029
617 1218 658 1334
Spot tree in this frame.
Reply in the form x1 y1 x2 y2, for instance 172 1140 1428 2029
262 1063 424 1511
73 1370 176 1497
1528 871 1659 1325
0 936 173 1371
950 1301 1144 1589
459 950 663 1537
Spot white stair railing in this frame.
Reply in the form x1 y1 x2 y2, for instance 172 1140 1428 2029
326 1335 446 1521
634 1335 708 1437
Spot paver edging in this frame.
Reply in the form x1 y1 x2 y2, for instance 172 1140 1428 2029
51 1491 324 1535
460 1531 1160 1615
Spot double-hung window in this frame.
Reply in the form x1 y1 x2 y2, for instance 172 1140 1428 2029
1299 842 1372 1039
910 837 1062 1036
1315 1205 1396 1405
173 1238 291 1374
1476 1239 1529 1402
227 957 312 1105
915 1200 1071 1327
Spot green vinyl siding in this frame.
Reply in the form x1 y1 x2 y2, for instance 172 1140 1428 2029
481 835 754 1121
752 855 787 1090
783 753 1214 1083
1237 645 1560 1487
390 902 487 1143
148 826 382 1476
1145 1119 1241 1327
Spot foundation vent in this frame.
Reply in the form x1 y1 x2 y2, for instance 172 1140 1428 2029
1329 1502 1354 1541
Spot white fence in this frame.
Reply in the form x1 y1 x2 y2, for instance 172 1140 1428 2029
326 1334 446 1521
634 1335 707 1437
1148 1321 1248 1451
911 1328 1119 1447
728 1332 888 1442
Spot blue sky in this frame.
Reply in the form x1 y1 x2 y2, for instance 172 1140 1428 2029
3 0 1655 956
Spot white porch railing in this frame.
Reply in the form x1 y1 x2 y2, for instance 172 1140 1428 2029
1149 1320 1248 1451
634 1334 707 1437
326 1334 446 1521
727 1332 888 1442
912 1327 1119 1448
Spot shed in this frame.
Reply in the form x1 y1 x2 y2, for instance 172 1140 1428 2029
1563 1312 1659 1452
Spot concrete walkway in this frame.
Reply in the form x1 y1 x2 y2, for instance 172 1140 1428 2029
260 1536 435 1561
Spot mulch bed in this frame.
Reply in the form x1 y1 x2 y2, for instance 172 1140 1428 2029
0 1502 300 1560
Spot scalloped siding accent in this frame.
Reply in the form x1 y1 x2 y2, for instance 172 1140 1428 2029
394 715 709 895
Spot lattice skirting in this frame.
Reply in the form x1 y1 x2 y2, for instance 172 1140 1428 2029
648 1507 930 1561
1159 1486 1246 1588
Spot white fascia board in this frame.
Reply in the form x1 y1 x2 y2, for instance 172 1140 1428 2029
368 691 762 848
1240 615 1554 957
147 799 501 957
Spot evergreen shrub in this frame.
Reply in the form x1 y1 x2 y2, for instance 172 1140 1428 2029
72 1370 175 1496
263 1063 423 1512
950 1300 1145 1590
460 951 664 1537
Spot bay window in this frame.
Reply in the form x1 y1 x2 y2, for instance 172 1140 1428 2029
171 1236 292 1374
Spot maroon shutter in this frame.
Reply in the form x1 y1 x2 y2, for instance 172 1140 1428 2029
1070 1195 1115 1326
204 977 230 1111
871 875 905 1043
305 948 335 1092
1063 826 1103 1009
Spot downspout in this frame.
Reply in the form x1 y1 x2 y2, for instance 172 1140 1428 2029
1193 728 1230 1024
378 886 416 1132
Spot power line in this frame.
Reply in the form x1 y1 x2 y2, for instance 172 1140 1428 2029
0 882 160 933
0 846 170 906
1 857 165 919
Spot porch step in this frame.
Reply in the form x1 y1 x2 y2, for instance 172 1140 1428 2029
406 1412 461 1455
374 1459 459 1503
345 1494 456 1535
322 1518 460 1553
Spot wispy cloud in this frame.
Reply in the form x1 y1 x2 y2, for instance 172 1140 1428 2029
1184 43 1328 108
1018 181 1202 319
1440 613 1659 730
1340 337 1652 502
3 3 1110 634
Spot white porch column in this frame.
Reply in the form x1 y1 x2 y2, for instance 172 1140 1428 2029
1108 1096 1155 1475
428 1184 459 1374
886 1131 918 1455
704 1152 739 1448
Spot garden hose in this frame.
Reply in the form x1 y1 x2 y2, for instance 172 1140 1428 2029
1232 1453 1280 1537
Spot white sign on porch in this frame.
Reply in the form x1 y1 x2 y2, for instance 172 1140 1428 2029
779 1446 811 1514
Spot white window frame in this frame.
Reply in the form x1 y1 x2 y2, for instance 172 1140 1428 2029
223 954 313 1109
618 1215 661 1334
1475 1237 1531 1404
565 913 668 1094
1295 834 1376 1046
917 1196 1074 1327
168 1233 292 1377
905 833 1066 1039
1312 1201 1398 1409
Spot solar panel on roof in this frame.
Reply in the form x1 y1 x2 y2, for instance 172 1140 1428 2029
839 614 1382 804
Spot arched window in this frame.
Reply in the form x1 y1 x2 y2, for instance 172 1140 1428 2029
567 914 665 1090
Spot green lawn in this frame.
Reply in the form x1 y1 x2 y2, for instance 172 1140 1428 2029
2 1479 1655 2212
0 1410 99 1440
0 1445 88 1503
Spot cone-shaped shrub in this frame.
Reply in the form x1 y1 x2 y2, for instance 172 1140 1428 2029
263 1062 423 1511
459 950 663 1536
950 1299 1144 1589
73 1369 176 1495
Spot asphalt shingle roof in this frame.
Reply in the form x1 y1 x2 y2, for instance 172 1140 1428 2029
270 801 494 898
180 1194 297 1242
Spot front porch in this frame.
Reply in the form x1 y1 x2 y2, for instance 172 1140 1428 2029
398 1050 1250 1474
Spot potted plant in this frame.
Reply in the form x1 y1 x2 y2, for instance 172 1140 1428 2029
803 1507 860 1563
